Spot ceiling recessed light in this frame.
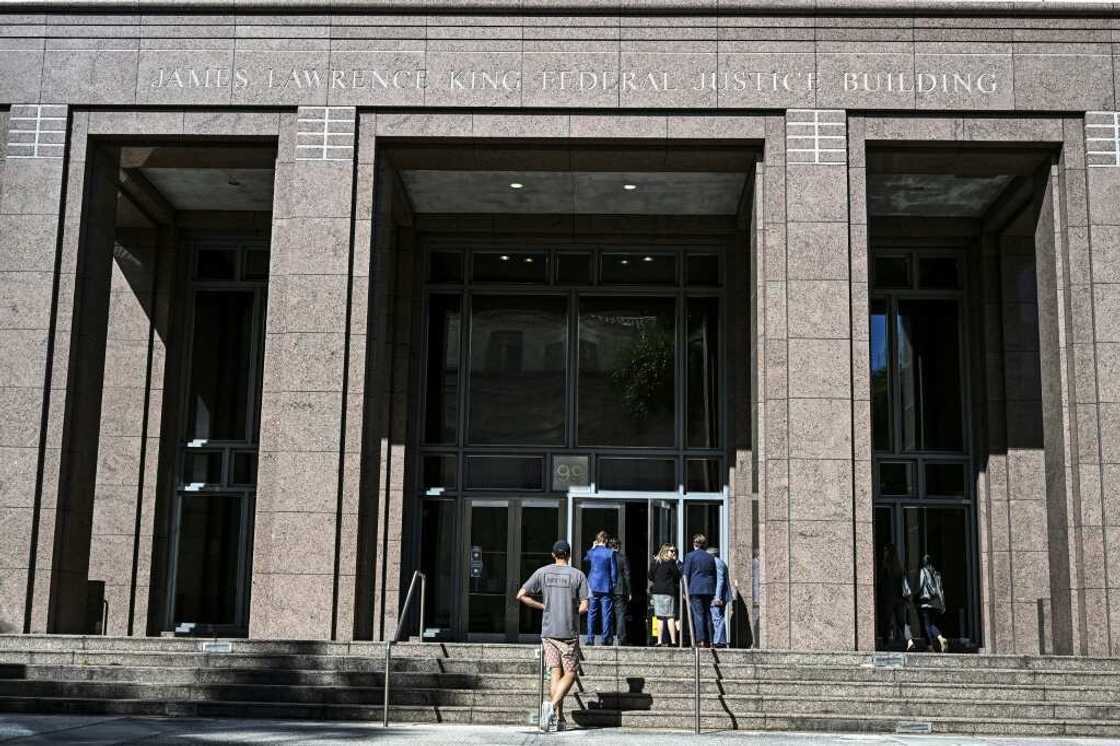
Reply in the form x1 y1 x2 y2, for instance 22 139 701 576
509 182 524 189
643 256 654 262
500 255 511 261
524 257 534 263
623 184 638 191
620 259 630 265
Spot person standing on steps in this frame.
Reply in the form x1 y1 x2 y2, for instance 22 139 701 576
707 546 731 648
583 530 618 646
682 534 717 648
880 544 917 652
649 544 681 646
918 553 950 653
516 539 589 733
608 537 631 646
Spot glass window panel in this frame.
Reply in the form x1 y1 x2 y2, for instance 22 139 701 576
473 251 548 283
429 251 464 284
196 249 237 281
578 506 620 571
468 295 566 445
686 458 721 492
187 291 254 441
424 295 461 444
600 253 677 285
519 505 560 634
870 298 891 453
685 502 721 551
919 257 960 290
879 462 912 496
465 456 544 490
687 254 720 287
597 457 675 491
468 505 508 633
230 452 257 486
925 462 966 497
173 494 243 626
182 451 223 484
557 253 592 285
578 296 676 447
421 500 457 633
897 299 963 452
873 256 911 290
687 297 720 448
423 455 457 493
242 250 269 281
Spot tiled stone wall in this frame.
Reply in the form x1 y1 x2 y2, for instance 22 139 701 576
251 106 358 640
0 12 1118 114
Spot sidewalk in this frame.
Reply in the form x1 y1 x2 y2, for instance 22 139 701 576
1 716 1119 745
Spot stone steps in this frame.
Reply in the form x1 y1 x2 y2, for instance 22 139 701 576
4 664 1120 703
2 636 1120 736
0 695 1118 738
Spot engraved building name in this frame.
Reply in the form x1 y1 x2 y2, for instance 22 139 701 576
146 64 999 100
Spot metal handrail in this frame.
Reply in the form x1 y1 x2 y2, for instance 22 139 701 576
680 575 701 734
537 641 546 732
382 570 426 727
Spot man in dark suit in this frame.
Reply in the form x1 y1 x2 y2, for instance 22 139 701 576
681 533 717 647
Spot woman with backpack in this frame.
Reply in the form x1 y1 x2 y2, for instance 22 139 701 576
918 554 950 653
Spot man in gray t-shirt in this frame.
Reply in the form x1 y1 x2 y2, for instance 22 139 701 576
516 540 588 732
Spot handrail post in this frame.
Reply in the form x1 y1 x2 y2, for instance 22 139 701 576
419 574 426 643
681 575 700 735
537 641 546 732
382 639 392 727
382 570 426 728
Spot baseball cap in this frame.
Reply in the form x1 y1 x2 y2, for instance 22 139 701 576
552 540 571 555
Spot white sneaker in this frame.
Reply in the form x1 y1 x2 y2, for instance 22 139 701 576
539 700 555 731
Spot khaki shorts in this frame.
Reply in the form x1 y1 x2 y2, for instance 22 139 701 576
542 637 579 675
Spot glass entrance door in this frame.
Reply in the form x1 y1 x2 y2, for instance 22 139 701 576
465 499 560 642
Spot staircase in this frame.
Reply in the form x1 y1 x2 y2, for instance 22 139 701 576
1 635 1119 736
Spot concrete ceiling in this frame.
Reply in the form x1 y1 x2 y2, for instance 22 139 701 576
139 168 274 211
867 173 1015 217
399 170 748 215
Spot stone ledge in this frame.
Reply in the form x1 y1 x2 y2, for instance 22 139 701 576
0 0 1116 17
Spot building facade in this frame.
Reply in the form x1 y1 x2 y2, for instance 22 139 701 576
0 0 1118 656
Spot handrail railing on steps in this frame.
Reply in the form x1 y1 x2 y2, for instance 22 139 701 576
382 570 426 728
680 575 701 735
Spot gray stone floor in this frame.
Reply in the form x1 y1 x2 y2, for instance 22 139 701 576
0 717 1118 745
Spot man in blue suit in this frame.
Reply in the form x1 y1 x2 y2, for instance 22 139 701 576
681 534 717 647
583 530 617 645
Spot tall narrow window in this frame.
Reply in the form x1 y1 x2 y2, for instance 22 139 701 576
578 296 676 447
468 295 567 445
687 297 720 449
870 298 891 453
425 294 461 444
897 299 962 452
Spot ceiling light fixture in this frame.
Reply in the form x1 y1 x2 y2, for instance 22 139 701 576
643 256 654 262
524 257 534 263
509 182 524 189
623 184 637 190
500 255 511 261
620 259 629 265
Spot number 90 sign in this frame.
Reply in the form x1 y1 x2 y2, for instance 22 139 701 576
552 456 590 491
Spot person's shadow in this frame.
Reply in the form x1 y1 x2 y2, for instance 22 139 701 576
571 676 653 728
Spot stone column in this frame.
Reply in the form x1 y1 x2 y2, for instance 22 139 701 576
764 109 858 651
251 106 358 640
0 104 67 634
1081 111 1120 655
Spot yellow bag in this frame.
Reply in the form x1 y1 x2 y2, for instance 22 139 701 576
651 616 661 639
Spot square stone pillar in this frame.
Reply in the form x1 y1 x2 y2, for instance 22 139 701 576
251 106 360 640
0 104 67 634
1080 111 1120 655
761 110 860 651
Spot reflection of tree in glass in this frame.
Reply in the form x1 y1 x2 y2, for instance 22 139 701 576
609 319 674 422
